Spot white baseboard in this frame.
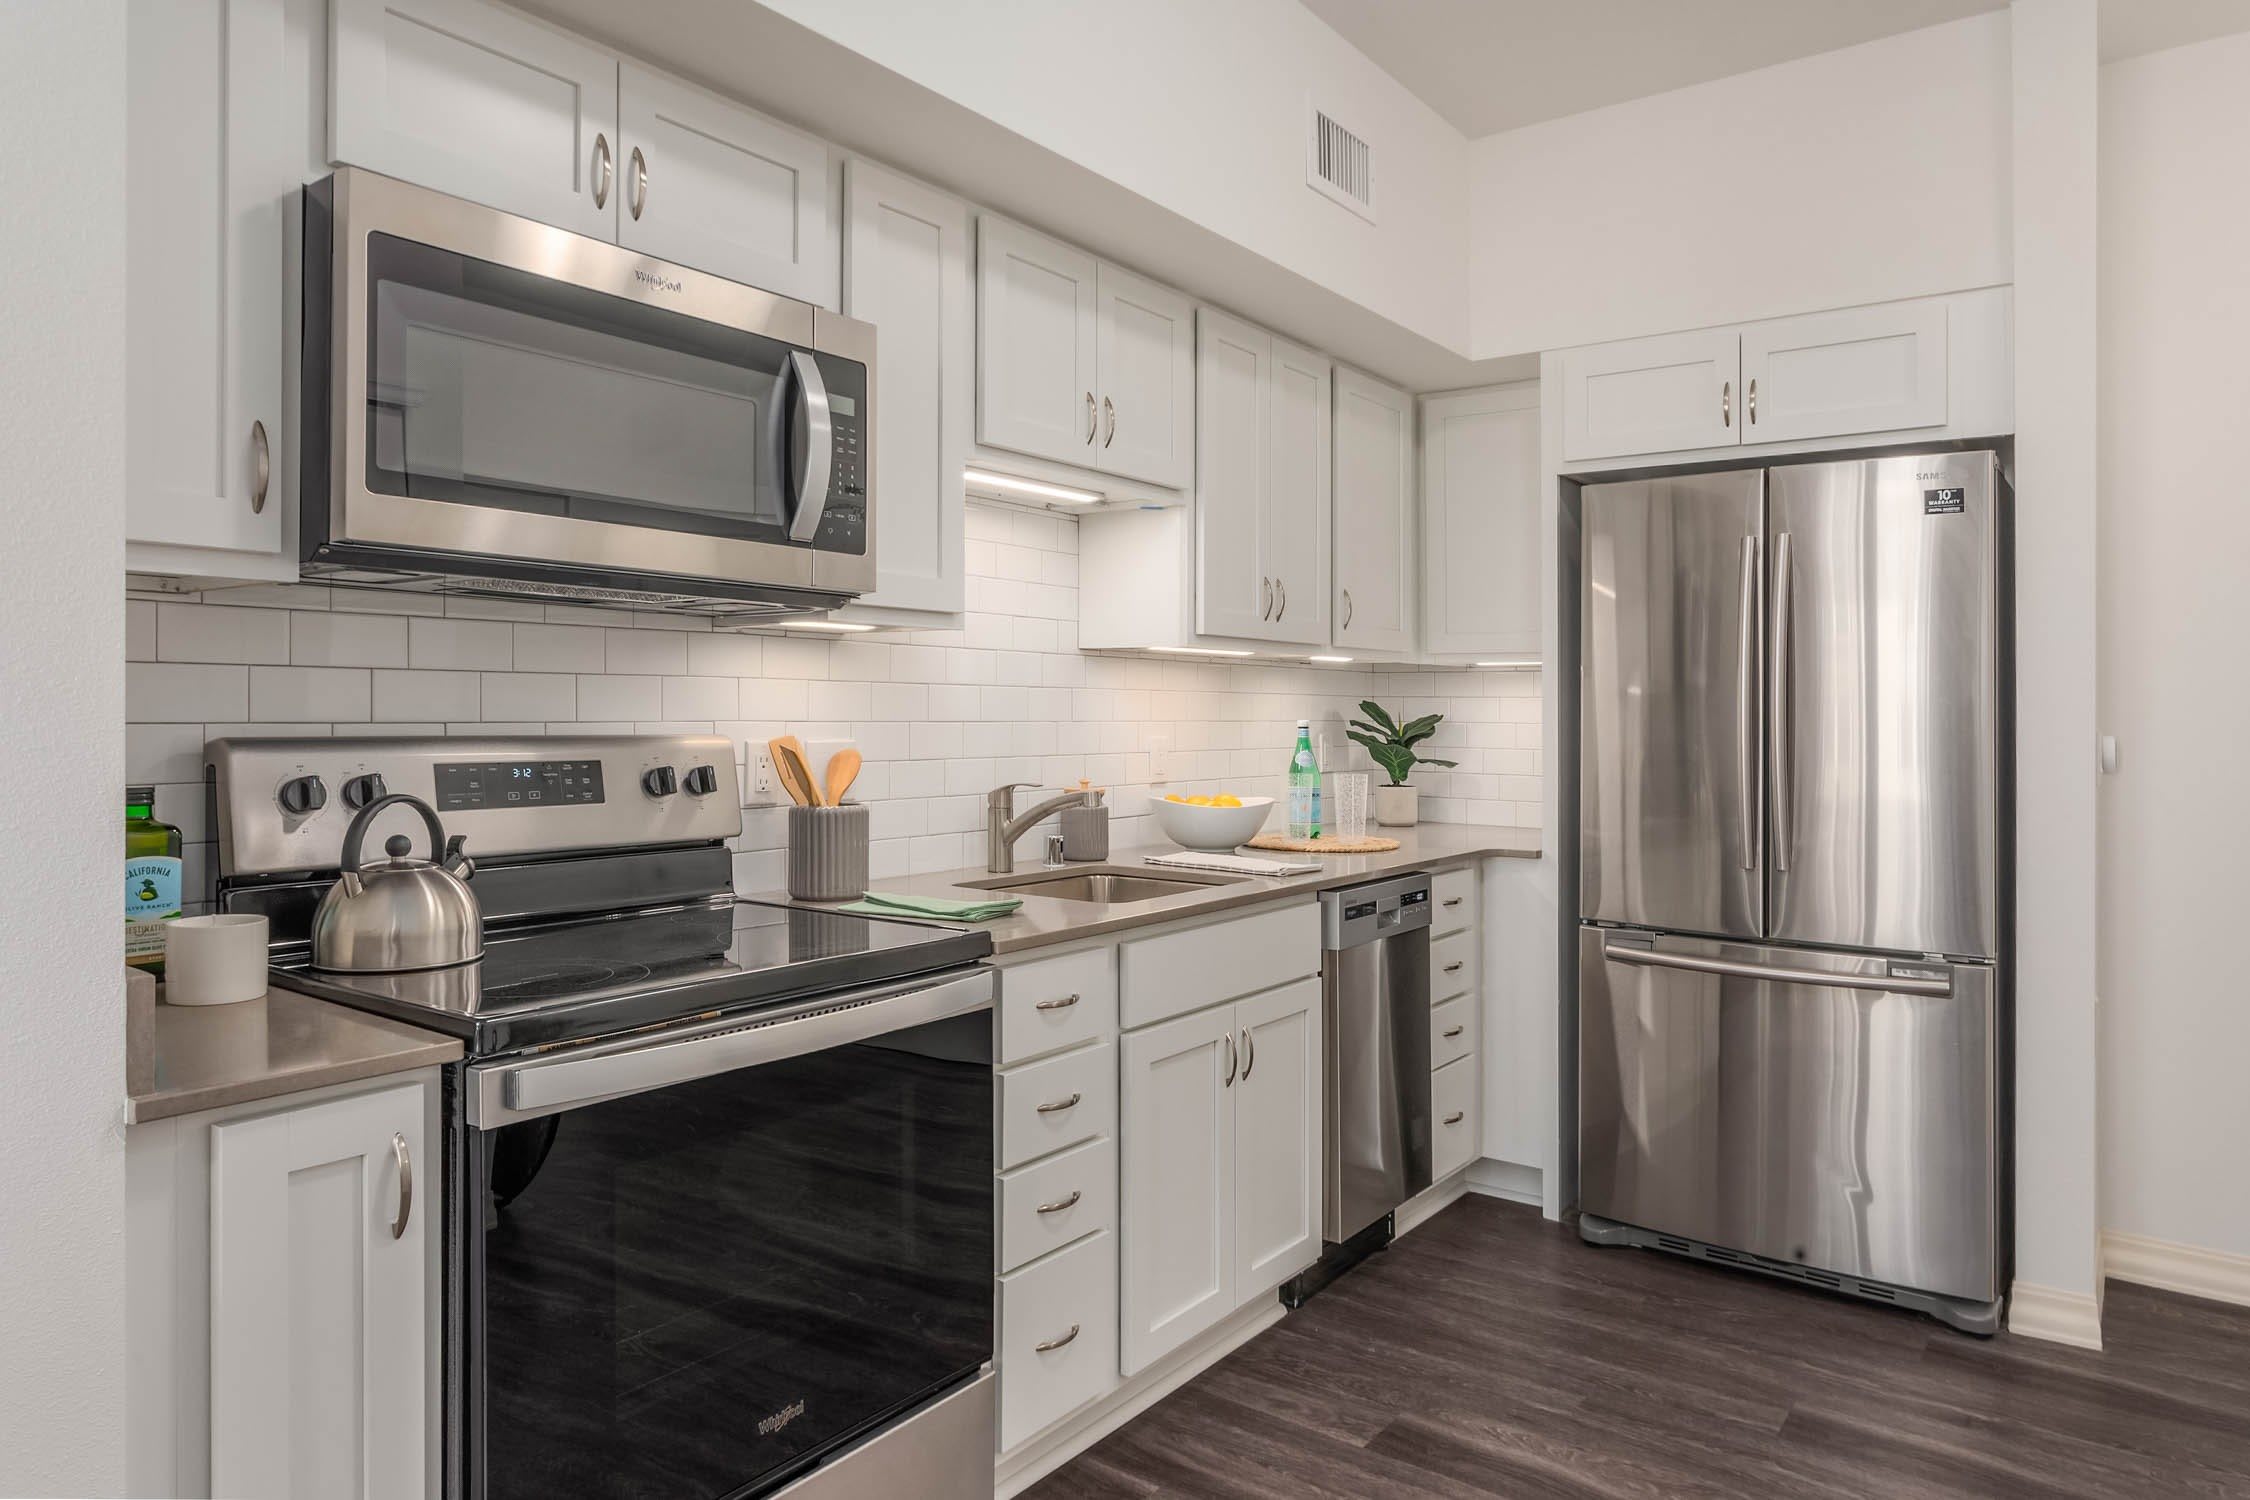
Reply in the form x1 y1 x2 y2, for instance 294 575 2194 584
2103 1229 2250 1308
1463 1157 1542 1207
2008 1280 2104 1349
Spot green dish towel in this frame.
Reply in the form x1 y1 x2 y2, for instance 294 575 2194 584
838 891 1024 922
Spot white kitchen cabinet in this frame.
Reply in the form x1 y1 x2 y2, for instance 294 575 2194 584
1331 366 1416 655
125 0 301 578
1421 381 1541 659
617 64 836 307
1191 307 1272 641
1118 1002 1237 1375
997 1229 1120 1454
1262 336 1332 646
331 0 619 240
1559 328 1740 461
1738 300 1948 444
1092 263 1195 488
1230 977 1320 1298
977 216 1101 467
838 158 970 617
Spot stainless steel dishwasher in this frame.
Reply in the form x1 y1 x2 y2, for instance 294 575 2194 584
1284 871 1433 1305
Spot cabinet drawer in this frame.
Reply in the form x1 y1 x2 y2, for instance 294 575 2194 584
1432 868 1477 935
1432 929 1477 1003
999 945 1118 1066
1120 902 1320 1029
999 1229 1120 1453
1432 1054 1478 1181
998 1136 1115 1274
1431 993 1476 1071
998 1041 1115 1169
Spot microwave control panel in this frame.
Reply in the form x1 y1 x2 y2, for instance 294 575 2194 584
812 358 869 556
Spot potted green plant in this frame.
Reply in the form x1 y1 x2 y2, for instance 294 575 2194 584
1346 700 1456 827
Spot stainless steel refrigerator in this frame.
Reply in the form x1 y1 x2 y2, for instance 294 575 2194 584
1576 450 2008 1333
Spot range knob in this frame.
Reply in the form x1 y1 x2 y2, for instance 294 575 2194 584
278 774 327 816
681 764 720 797
642 765 679 798
342 772 387 810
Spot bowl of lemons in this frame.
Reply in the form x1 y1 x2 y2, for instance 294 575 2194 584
1148 791 1273 853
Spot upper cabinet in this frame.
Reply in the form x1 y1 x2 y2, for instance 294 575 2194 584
1559 328 1740 462
1330 367 1416 656
839 158 972 618
1194 309 1329 647
1737 300 1947 444
977 216 1193 490
1422 382 1540 659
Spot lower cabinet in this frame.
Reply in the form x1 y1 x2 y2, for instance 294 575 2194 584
997 1230 1119 1453
1118 975 1321 1376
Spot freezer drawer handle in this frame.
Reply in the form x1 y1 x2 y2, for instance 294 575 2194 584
1602 938 1951 997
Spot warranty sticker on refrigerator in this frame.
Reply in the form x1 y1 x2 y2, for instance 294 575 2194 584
1924 487 1966 515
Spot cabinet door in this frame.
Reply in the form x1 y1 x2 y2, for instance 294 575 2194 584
977 217 1100 465
617 63 836 305
1118 1005 1237 1375
1093 263 1194 488
1422 382 1542 658
331 0 618 239
125 0 290 560
1193 308 1272 640
1262 336 1332 645
842 158 969 613
1559 328 1740 461
210 1083 429 1499
1331 366 1415 653
1232 978 1321 1299
1739 301 1948 444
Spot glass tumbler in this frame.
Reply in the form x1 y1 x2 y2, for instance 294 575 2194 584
1325 771 1369 840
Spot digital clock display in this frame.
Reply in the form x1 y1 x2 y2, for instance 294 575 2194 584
433 759 605 811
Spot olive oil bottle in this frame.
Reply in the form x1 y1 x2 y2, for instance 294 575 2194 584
125 785 183 975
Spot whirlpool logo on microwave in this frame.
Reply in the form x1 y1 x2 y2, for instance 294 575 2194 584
634 267 684 294
756 1399 807 1437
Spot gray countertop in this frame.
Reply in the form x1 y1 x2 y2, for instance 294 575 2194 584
125 968 462 1124
757 822 1541 956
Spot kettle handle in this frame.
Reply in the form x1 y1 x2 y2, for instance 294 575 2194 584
339 792 451 876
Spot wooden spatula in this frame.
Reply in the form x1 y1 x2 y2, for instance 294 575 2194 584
822 747 863 806
767 736 819 807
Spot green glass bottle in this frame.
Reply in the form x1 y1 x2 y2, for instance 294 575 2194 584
125 785 183 975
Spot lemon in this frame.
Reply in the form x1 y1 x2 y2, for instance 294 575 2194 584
1187 795 1212 806
1212 794 1242 808
1164 793 1186 803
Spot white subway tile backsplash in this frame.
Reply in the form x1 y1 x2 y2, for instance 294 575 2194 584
131 662 249 722
577 675 663 721
157 603 291 664
761 638 829 679
290 611 410 668
482 673 577 722
604 628 688 676
662 676 740 720
512 624 607 674
373 668 482 722
128 722 207 782
252 666 372 721
127 601 157 661
686 633 764 677
741 678 808 719
410 617 512 669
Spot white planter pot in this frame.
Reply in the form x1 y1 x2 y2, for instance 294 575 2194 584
1372 784 1419 828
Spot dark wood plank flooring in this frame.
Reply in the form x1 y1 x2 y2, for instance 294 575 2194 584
1026 1195 2250 1499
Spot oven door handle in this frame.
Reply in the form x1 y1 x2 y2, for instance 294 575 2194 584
784 349 834 544
471 969 994 1126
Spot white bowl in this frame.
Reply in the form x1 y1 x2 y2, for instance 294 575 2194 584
1149 795 1272 852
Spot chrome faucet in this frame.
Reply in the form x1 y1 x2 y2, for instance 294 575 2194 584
987 782 1094 873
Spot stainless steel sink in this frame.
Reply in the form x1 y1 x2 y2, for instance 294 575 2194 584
964 866 1242 904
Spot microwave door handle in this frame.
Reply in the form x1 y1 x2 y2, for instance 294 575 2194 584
785 349 833 544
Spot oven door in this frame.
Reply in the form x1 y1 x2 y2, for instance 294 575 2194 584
315 168 873 599
460 968 993 1500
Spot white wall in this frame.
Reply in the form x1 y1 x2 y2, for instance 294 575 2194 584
1468 11 2014 357
0 2 130 1490
2097 27 2250 1263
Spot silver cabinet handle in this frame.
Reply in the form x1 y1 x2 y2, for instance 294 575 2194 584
1769 532 1793 873
592 132 612 209
1443 961 1464 974
1035 1324 1081 1353
1239 1026 1255 1080
1722 379 1732 428
628 145 647 220
1443 1111 1466 1126
389 1131 412 1240
1601 937 1951 996
1084 391 1097 443
1275 578 1286 621
1034 992 1081 1012
1736 534 1762 872
1442 1025 1465 1039
1441 897 1463 908
248 420 270 515
1261 577 1272 620
783 349 833 543
1035 1092 1082 1115
1223 1031 1236 1086
1102 395 1116 448
1748 377 1758 425
1341 588 1353 629
1036 1190 1082 1215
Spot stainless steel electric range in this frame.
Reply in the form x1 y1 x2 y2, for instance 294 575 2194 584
209 733 997 1500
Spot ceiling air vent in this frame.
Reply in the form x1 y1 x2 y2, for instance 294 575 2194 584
1307 103 1375 222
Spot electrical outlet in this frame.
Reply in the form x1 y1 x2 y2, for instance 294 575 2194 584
746 747 778 805
1147 731 1173 784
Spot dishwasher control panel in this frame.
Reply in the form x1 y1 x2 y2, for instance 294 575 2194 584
1321 871 1433 948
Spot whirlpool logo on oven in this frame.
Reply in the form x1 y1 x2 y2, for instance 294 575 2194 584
634 267 684 294
757 1399 808 1437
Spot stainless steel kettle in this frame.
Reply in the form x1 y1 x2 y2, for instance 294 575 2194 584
311 793 482 973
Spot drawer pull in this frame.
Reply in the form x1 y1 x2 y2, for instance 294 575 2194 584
1443 961 1465 974
1442 897 1463 908
1035 1324 1082 1353
1034 993 1081 1012
1035 1092 1082 1115
1442 1025 1465 1039
1443 1111 1466 1126
1036 1189 1083 1215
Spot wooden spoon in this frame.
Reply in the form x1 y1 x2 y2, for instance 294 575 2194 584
822 747 863 806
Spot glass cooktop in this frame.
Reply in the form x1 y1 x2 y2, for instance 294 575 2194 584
272 900 992 1056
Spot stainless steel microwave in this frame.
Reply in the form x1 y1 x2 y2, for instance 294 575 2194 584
300 168 874 620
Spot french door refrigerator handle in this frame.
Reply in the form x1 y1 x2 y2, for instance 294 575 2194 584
1769 531 1792 873
784 349 833 543
1737 534 1761 870
1602 938 1950 997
